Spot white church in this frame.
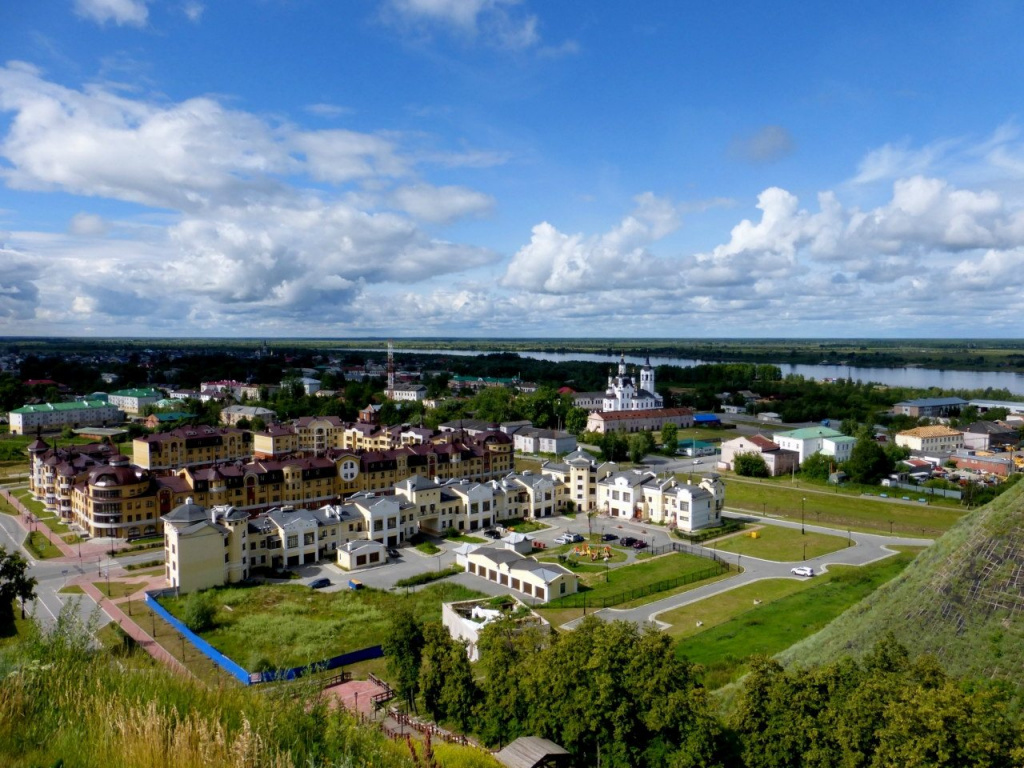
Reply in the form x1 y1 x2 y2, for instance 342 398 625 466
602 355 664 412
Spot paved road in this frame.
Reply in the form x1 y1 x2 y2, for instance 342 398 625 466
566 513 932 629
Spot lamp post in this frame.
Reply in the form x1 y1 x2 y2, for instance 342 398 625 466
434 553 442 573
801 497 806 535
803 542 807 561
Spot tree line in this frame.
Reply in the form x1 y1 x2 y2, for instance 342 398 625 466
383 611 1024 768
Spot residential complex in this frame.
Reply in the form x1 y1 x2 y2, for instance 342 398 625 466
9 400 122 435
107 388 163 414
133 426 253 470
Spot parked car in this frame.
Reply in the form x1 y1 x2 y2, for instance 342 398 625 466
308 577 331 589
601 533 618 542
553 533 574 545
619 536 637 547
386 547 400 559
569 533 585 543
791 566 814 577
632 540 648 549
483 529 501 539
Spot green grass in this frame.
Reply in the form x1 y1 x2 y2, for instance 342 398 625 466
158 581 484 671
543 551 725 609
38 515 70 535
674 548 921 689
23 531 62 559
415 541 441 555
448 535 486 543
720 476 964 537
94 580 150 598
501 517 550 534
710 525 851 561
124 558 165 571
59 585 85 594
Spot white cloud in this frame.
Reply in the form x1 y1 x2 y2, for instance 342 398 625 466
304 103 352 119
383 0 555 51
183 1 204 22
73 0 149 27
0 246 40 319
392 184 494 222
68 212 108 236
502 193 684 294
0 65 503 333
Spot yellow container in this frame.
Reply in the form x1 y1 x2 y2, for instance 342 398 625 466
749 531 759 539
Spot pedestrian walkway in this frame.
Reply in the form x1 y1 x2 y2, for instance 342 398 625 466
77 578 191 676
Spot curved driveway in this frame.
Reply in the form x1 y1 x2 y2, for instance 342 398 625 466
566 512 932 629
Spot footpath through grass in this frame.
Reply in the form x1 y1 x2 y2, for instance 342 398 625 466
159 581 483 671
721 476 963 537
673 547 922 689
24 531 61 559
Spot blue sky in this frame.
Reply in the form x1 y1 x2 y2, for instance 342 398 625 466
2 1 1024 338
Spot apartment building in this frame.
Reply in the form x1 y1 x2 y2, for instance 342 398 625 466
895 425 965 453
133 426 253 471
107 388 163 415
10 400 122 435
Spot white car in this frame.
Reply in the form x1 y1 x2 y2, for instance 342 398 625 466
791 566 815 577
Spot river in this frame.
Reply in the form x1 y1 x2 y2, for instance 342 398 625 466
352 347 1024 396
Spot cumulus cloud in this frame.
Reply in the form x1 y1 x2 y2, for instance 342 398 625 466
0 64 502 333
74 0 149 27
729 125 795 164
502 192 684 293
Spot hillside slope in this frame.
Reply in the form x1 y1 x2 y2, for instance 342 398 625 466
779 480 1024 687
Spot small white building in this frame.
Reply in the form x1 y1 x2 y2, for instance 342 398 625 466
337 538 387 570
442 597 550 661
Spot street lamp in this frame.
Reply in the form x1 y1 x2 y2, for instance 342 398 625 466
434 553 442 572
803 542 807 561
801 498 806 535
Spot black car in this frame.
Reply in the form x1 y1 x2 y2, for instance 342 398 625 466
387 547 400 558
483 529 501 539
619 536 636 547
601 533 618 542
632 540 648 549
308 577 331 589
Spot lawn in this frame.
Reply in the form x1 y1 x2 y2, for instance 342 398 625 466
415 541 441 555
158 581 484 671
24 531 62 559
543 551 727 610
673 548 922 689
709 525 850 561
94 580 151 598
502 517 550 534
449 535 486 544
720 477 963 537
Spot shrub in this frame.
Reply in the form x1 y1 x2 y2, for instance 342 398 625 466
182 590 217 633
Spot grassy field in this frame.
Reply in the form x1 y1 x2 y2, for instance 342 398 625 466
710 525 850 561
673 548 922 689
94 580 151 598
720 477 964 537
158 581 484 671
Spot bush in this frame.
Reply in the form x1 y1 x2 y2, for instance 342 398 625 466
393 566 462 588
182 590 217 633
734 452 770 478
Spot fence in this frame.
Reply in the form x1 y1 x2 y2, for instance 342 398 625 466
877 482 962 500
144 590 251 685
144 589 384 685
545 560 730 610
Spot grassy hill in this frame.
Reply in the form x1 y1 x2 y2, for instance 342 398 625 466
779 478 1024 692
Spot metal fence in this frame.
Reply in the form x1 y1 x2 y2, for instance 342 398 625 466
546 559 730 610
878 482 962 500
145 589 384 685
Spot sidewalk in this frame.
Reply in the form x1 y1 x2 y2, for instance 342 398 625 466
77 576 192 677
1 487 77 558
